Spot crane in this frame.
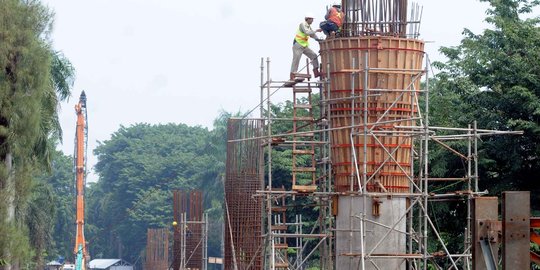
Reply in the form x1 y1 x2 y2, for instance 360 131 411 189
74 91 89 270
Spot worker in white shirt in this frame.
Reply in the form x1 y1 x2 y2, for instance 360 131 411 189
289 13 323 81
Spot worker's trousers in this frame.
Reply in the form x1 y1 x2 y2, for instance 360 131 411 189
291 42 319 73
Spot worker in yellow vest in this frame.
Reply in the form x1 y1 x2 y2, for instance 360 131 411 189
320 2 345 38
290 13 323 81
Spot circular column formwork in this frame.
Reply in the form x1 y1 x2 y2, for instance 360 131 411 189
320 37 424 193
320 37 424 270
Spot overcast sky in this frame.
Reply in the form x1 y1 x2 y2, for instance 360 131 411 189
41 0 494 182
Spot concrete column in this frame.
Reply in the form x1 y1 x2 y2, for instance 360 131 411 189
335 196 406 270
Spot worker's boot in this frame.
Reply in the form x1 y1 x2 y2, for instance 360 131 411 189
313 68 322 78
284 72 296 87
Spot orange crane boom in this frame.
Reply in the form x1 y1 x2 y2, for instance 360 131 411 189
74 91 88 270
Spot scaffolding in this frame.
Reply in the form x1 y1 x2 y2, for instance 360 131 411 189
223 1 522 269
255 59 333 270
249 55 520 270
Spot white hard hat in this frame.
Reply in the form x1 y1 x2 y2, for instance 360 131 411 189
305 13 315 19
333 2 341 6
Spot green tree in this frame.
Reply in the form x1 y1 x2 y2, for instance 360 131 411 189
32 151 75 262
88 122 226 265
433 0 540 203
428 0 540 267
0 0 74 268
24 180 55 268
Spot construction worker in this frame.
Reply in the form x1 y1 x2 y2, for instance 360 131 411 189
320 2 345 38
290 13 323 81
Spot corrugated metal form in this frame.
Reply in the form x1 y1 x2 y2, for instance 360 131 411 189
172 190 203 270
145 228 169 270
224 119 264 270
320 36 424 193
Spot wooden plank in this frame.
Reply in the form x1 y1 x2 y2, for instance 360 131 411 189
271 225 288 231
294 104 312 109
292 185 318 193
293 167 316 172
293 87 312 93
292 149 315 155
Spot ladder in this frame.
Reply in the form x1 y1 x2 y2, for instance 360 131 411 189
290 73 317 193
271 189 289 269
269 67 319 269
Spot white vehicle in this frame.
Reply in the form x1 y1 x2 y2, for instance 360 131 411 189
63 264 75 270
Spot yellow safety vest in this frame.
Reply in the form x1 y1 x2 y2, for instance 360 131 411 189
295 26 309 47
328 7 344 28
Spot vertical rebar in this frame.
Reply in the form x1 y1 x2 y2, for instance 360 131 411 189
260 58 264 119
181 213 186 270
325 56 334 270
300 215 304 269
360 51 369 270
408 47 418 269
423 51 430 270
472 121 480 270
320 62 328 269
225 119 263 270
362 53 369 196
350 58 356 193
348 58 356 268
204 213 208 270
145 228 169 270
341 0 423 38
266 57 275 270
466 124 472 270
416 55 426 268
474 121 479 193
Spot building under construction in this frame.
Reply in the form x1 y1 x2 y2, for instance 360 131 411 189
173 190 209 270
143 190 209 270
224 0 532 270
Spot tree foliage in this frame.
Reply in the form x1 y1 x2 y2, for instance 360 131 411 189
34 151 75 262
87 121 227 265
427 0 540 266
433 0 540 201
0 0 74 268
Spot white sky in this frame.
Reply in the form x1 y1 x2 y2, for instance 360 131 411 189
42 0 493 182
